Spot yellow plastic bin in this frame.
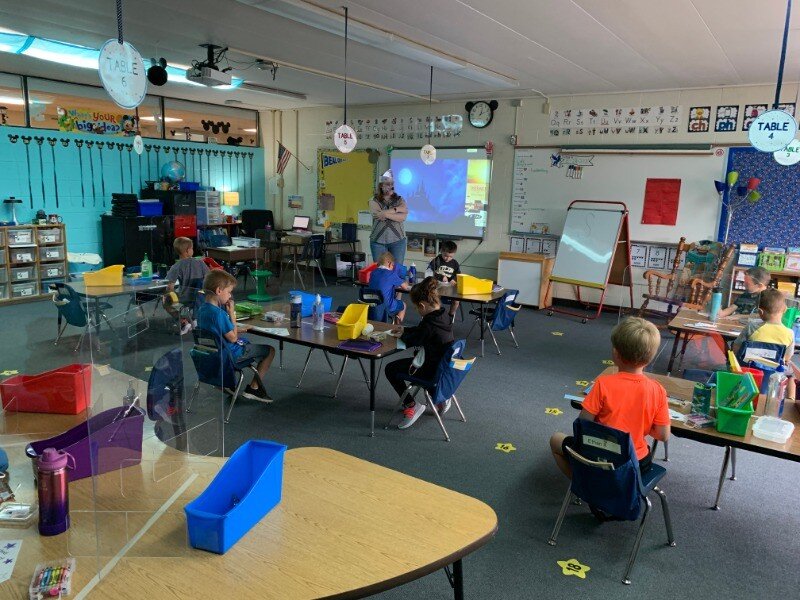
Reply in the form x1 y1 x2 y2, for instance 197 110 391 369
456 273 493 295
83 264 124 287
336 304 368 340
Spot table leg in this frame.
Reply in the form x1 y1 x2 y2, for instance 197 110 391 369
479 305 486 358
667 331 682 374
712 445 731 510
279 340 284 369
453 559 463 600
369 358 376 437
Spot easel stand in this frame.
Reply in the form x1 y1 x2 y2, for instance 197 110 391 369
544 200 634 323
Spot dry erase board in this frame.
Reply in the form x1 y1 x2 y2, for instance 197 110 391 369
511 147 726 243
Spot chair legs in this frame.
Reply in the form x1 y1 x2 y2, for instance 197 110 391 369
547 486 573 546
622 497 652 585
54 321 67 346
297 348 315 388
653 486 676 547
425 391 451 442
383 385 420 430
186 382 199 413
509 326 519 348
488 327 501 356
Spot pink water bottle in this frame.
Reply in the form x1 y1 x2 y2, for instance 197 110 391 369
36 448 72 536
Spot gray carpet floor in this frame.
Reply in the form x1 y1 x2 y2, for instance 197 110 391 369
2 280 798 599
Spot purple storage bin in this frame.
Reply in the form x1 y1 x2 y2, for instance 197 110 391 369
26 405 145 482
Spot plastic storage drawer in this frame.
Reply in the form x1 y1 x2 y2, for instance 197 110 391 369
40 245 65 262
0 284 7 300
41 263 65 279
9 247 36 264
7 228 33 245
10 266 36 282
37 228 62 245
0 229 5 246
0 269 6 284
11 282 38 298
0 251 5 266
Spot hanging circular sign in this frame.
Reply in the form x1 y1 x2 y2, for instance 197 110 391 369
748 109 797 152
774 138 800 165
334 124 357 153
420 144 437 165
132 134 144 155
98 39 148 110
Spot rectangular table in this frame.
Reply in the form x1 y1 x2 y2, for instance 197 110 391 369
240 304 406 435
666 308 747 373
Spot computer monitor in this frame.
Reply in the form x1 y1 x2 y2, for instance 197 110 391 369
292 215 310 231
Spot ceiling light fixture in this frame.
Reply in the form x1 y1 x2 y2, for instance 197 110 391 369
238 81 308 100
139 116 183 122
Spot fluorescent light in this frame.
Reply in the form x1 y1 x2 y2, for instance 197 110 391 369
243 128 257 132
140 116 183 122
239 81 307 100
0 95 52 106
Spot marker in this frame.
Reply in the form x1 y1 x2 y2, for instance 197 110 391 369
34 567 48 588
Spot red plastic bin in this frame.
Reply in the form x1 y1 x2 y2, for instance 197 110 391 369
739 367 765 409
358 263 378 284
1 364 92 415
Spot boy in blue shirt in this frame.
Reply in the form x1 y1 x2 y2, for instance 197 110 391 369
368 252 411 323
196 270 275 401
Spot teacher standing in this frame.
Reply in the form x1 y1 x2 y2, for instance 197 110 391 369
369 170 408 266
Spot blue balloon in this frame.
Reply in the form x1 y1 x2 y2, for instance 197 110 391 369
160 160 186 183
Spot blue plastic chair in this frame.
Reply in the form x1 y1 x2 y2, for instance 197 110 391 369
737 339 786 392
358 287 389 322
146 348 189 449
385 340 474 441
187 328 266 423
548 419 675 585
50 282 112 352
467 289 521 355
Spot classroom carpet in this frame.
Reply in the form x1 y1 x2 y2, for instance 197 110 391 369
2 282 798 600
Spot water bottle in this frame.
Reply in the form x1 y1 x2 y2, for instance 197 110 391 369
708 287 722 323
290 294 302 328
765 363 788 418
141 253 153 279
37 448 72 536
312 294 325 331
409 262 417 285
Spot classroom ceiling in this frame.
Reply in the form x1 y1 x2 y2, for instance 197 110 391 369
0 0 799 110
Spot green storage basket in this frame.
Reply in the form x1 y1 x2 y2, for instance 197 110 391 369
714 371 756 436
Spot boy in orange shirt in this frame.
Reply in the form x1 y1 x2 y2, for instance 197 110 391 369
550 317 671 477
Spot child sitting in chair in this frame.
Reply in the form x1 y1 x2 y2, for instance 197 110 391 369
550 317 670 478
196 270 275 401
718 266 770 318
163 237 209 334
368 251 411 323
384 277 455 430
426 240 461 320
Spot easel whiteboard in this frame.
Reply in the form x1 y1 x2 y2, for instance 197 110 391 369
511 147 726 243
551 206 625 289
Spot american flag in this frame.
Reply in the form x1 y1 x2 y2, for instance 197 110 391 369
276 142 292 174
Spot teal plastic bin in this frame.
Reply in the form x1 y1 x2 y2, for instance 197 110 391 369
185 440 287 554
288 290 332 317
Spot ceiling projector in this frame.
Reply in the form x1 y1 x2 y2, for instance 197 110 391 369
185 66 232 87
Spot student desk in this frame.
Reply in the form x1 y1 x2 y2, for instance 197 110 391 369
277 237 358 288
1 435 497 599
575 367 800 510
67 280 169 329
239 305 405 436
665 308 745 373
205 244 267 265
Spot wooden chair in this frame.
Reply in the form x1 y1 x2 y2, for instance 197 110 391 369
683 245 735 310
638 237 692 320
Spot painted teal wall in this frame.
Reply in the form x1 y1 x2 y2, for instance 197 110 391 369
0 126 265 254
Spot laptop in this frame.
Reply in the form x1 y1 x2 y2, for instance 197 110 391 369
291 215 311 235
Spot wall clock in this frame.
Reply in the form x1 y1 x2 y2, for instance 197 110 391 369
465 100 498 128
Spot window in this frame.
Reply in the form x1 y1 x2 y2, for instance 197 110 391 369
26 78 163 138
163 98 258 147
0 73 25 126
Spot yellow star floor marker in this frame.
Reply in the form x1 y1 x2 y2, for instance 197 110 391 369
495 443 517 453
557 558 590 579
144 366 153 372
602 359 614 365
545 407 564 416
95 364 110 376
575 380 590 387
0 370 18 377
551 331 564 336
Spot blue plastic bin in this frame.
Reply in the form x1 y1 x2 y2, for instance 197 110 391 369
185 440 286 554
288 290 333 318
138 201 163 216
179 181 200 191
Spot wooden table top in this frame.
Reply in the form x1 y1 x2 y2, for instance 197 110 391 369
205 245 266 260
667 308 747 339
356 280 507 305
68 280 168 299
239 302 404 359
2 420 497 599
597 367 800 461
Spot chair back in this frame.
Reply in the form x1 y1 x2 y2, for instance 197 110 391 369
491 289 521 331
240 209 274 236
51 283 89 327
190 327 238 389
566 419 644 521
430 340 475 405
255 228 281 250
177 277 205 306
736 339 786 390
146 348 184 422
358 287 387 322
301 234 326 261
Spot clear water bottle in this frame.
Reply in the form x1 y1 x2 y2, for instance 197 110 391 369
312 294 325 331
765 363 788 418
290 294 302 328
408 262 417 285
141 253 153 279
37 448 72 536
708 287 722 323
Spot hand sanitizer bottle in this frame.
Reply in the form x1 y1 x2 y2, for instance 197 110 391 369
312 294 325 331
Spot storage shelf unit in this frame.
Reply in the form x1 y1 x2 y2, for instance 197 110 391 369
728 264 800 305
0 224 67 304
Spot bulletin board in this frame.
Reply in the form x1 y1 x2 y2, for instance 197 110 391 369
511 147 727 243
317 149 377 224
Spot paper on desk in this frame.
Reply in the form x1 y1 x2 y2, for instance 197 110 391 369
669 409 688 422
249 326 291 336
0 539 22 583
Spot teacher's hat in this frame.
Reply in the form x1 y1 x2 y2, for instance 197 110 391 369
379 169 393 183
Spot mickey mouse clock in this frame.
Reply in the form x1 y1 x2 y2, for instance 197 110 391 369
466 100 498 129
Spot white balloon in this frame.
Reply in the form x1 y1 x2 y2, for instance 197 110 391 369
334 124 357 153
420 144 436 165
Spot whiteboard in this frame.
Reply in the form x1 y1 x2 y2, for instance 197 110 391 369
551 207 624 289
511 147 726 243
